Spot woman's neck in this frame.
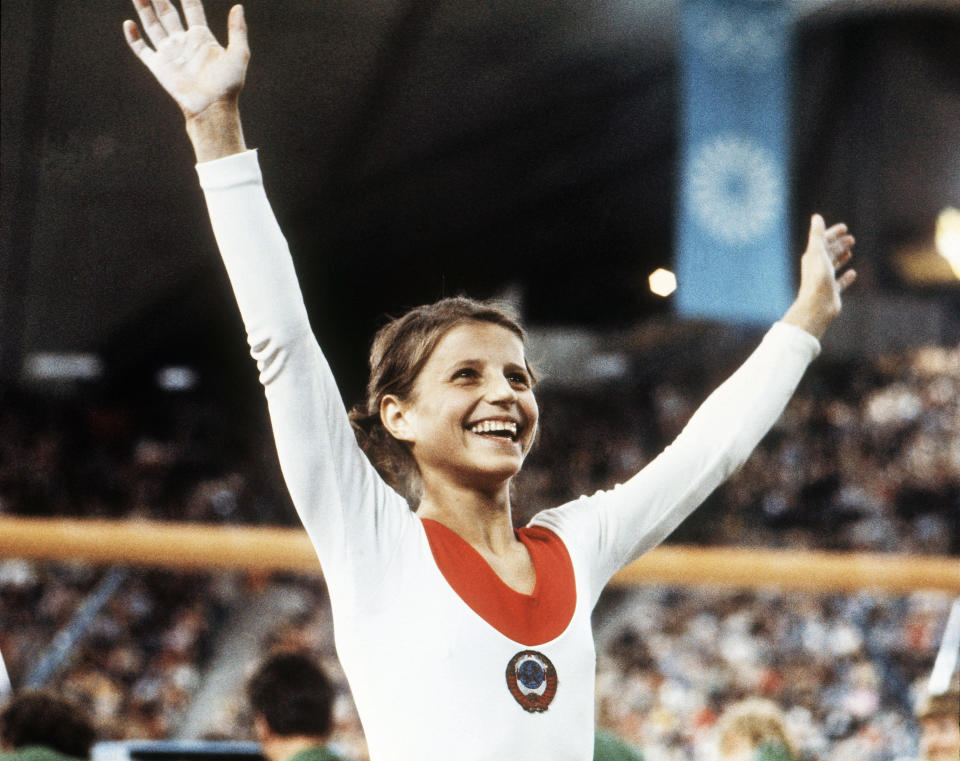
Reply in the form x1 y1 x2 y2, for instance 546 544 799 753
416 478 518 555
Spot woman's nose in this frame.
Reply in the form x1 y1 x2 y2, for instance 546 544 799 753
485 374 518 403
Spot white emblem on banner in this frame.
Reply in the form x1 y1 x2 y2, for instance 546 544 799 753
686 133 784 247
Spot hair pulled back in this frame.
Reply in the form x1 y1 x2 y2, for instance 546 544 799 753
349 296 533 505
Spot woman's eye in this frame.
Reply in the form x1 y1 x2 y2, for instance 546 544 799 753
508 373 530 388
453 368 478 380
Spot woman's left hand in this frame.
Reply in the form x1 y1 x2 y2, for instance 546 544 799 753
781 214 856 339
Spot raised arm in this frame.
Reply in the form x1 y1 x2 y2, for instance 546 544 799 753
123 0 249 162
781 214 856 339
122 0 413 606
536 214 857 601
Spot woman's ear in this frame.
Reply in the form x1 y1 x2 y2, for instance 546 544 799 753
380 394 415 442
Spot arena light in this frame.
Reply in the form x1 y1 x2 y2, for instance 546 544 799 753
648 268 677 297
156 366 199 392
935 207 960 279
586 352 628 381
23 352 103 381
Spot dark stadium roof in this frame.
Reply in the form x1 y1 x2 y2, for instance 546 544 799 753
2 0 958 391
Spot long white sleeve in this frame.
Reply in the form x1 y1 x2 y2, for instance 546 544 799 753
532 321 820 604
196 150 414 615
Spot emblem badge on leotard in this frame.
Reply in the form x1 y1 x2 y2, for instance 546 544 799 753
505 650 558 712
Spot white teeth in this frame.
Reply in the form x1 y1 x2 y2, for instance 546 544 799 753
469 420 518 438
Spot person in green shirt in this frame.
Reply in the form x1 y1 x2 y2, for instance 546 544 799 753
0 689 96 761
592 728 645 761
247 652 346 761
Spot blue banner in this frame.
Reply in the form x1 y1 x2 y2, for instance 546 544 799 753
676 0 793 325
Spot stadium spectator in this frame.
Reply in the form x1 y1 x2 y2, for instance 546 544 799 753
712 697 797 761
247 651 346 761
593 728 645 761
0 689 96 761
2 341 956 556
914 683 960 761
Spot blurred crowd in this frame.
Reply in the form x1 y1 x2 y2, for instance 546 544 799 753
2 563 951 761
1 341 957 551
0 387 295 526
0 561 244 739
593 586 954 761
1 339 957 758
514 341 959 554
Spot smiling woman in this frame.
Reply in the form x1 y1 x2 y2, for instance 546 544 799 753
347 296 538 506
380 322 537 490
120 1 856 759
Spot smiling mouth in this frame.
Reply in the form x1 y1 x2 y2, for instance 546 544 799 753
467 419 519 442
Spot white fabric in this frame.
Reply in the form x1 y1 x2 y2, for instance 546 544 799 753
196 149 821 761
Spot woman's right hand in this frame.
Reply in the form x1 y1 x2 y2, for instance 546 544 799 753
123 0 249 119
124 0 250 161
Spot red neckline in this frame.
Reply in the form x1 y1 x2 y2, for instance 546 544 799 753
420 517 577 645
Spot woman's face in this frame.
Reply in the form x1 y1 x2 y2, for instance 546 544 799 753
384 321 539 491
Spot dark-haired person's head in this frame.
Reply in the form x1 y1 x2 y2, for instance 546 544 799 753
247 651 335 741
0 689 96 761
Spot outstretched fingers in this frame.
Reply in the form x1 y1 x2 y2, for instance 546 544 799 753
123 19 151 59
807 213 826 254
786 213 858 337
180 0 209 28
812 216 855 270
226 5 249 60
122 0 248 130
826 235 854 268
836 267 857 293
154 0 186 35
825 221 853 249
123 18 169 74
828 244 855 276
129 0 168 48
815 215 857 292
825 222 848 238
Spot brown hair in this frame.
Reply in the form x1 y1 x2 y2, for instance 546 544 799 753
348 295 534 505
715 698 796 759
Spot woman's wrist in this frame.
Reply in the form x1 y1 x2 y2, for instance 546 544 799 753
780 299 834 341
185 99 247 163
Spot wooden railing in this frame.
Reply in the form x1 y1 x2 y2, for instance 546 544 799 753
1 516 958 593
